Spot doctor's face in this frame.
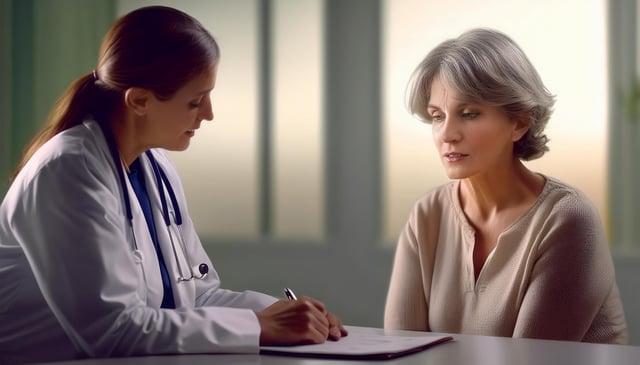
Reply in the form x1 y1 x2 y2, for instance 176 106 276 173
144 62 217 151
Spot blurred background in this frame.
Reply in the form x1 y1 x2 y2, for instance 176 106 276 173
1 0 639 344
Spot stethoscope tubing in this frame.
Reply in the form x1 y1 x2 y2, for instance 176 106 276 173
98 120 207 281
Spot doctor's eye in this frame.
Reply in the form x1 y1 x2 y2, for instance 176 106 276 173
189 97 204 109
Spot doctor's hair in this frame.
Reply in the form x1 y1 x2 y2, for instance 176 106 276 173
407 28 555 161
11 6 220 181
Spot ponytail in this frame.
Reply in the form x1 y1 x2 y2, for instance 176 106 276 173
10 72 119 181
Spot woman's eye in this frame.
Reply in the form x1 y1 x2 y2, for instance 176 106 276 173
462 112 479 119
431 113 444 122
189 97 204 108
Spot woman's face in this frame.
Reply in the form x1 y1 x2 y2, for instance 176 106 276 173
142 62 218 151
427 75 527 180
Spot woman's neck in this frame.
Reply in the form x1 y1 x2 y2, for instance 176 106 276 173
110 115 146 170
459 160 545 219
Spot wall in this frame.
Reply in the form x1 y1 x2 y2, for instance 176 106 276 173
614 255 640 344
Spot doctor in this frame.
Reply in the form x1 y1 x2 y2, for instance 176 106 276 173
0 6 346 364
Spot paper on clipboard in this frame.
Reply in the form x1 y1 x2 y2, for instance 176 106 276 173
260 330 453 360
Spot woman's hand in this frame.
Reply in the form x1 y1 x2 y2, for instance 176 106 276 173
256 296 348 346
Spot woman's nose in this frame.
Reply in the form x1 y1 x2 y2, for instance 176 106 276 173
436 117 461 143
200 96 214 121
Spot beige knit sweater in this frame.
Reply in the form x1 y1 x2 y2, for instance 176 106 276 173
384 176 628 344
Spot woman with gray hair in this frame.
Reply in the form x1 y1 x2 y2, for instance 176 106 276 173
384 28 627 344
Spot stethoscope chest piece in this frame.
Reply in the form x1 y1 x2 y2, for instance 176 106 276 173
193 263 209 279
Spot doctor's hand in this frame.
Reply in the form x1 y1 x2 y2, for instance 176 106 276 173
256 296 347 346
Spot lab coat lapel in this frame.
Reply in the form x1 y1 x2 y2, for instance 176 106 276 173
122 162 164 307
140 151 195 309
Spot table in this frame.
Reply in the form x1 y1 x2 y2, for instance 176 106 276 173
33 326 640 365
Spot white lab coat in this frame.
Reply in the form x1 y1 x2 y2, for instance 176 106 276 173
0 120 277 363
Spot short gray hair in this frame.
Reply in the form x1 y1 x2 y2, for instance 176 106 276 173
407 28 555 160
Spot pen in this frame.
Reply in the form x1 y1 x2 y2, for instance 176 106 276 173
284 287 297 300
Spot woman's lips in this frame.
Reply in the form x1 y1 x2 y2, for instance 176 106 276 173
443 152 468 162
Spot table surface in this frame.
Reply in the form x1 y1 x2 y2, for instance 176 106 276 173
34 326 640 365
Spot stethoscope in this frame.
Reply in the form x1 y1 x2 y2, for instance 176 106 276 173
99 121 209 282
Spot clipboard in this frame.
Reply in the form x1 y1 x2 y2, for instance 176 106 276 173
260 330 453 360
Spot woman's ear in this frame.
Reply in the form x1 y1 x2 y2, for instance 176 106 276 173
124 87 150 116
511 112 531 142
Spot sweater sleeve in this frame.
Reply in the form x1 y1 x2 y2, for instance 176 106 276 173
512 193 622 342
384 207 430 331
